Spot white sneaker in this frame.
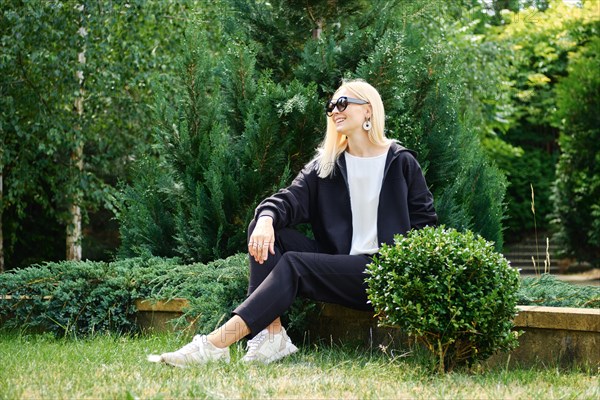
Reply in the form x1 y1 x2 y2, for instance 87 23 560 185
241 327 298 364
147 335 230 368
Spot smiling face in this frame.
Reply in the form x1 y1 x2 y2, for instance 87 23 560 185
317 79 388 177
330 89 370 137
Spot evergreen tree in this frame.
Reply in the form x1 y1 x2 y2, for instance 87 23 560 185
552 36 600 265
118 31 323 263
118 0 509 261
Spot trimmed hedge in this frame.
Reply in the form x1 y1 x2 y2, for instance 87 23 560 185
366 226 520 372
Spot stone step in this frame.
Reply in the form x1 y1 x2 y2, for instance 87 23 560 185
507 238 556 245
487 232 563 272
504 248 560 254
505 257 558 263
504 255 560 261
513 266 561 274
504 243 559 249
504 234 558 251
509 263 560 271
510 252 559 258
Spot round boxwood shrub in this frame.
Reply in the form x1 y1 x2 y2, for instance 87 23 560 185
365 226 520 372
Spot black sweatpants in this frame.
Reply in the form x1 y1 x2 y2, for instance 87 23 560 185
233 221 374 335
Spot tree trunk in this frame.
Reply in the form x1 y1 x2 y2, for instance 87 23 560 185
312 19 322 39
66 143 83 261
67 4 86 261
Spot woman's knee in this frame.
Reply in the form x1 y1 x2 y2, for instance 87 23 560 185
278 251 314 275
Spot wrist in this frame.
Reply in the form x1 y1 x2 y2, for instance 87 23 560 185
257 215 273 224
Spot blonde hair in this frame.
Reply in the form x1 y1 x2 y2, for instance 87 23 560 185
315 79 390 178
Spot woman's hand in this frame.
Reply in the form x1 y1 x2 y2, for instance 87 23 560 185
248 216 275 264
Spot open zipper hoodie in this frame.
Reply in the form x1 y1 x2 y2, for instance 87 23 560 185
255 142 438 255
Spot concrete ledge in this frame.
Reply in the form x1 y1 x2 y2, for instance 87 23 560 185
135 299 190 313
134 299 191 333
490 306 599 368
3 294 596 367
131 299 599 367
514 305 599 332
313 303 600 368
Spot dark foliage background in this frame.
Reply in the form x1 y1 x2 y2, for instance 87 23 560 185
117 0 507 263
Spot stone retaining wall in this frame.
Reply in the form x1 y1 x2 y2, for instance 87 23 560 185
134 299 191 333
135 299 600 368
491 305 599 367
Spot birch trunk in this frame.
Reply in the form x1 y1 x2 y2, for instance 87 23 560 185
66 143 83 261
67 5 86 261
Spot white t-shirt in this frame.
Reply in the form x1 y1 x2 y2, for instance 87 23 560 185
344 151 387 255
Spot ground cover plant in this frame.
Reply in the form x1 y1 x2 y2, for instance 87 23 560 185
0 331 597 399
0 253 317 338
518 274 600 308
0 254 249 336
1 252 598 340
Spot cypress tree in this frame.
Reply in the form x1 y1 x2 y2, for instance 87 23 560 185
118 0 508 261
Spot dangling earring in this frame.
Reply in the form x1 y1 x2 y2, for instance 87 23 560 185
362 117 372 131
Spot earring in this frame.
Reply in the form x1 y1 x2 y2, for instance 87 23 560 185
362 117 372 131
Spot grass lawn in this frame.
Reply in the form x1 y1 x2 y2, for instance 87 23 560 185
0 331 598 399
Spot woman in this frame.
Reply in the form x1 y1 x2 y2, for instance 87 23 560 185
149 79 437 367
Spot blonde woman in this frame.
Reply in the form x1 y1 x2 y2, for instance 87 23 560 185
149 79 437 367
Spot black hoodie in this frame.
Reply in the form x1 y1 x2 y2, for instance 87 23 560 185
254 142 437 255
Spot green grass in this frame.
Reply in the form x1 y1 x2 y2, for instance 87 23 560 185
0 332 598 399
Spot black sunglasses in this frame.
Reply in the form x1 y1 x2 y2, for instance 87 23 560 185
325 96 369 117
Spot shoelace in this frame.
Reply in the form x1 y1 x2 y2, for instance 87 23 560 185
177 335 204 353
245 330 269 354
